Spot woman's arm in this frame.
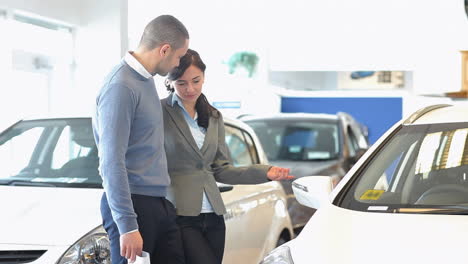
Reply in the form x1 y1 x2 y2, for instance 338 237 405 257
211 114 293 184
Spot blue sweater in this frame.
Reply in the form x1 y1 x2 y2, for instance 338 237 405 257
92 60 170 234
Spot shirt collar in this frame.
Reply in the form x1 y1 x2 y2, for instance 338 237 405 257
170 93 177 106
124 51 152 79
172 94 198 120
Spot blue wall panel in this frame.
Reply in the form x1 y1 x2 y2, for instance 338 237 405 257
281 97 402 144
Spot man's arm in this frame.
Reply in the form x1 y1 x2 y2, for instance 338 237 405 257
95 83 142 261
97 83 138 233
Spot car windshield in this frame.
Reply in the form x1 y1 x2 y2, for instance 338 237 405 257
341 122 468 213
0 118 101 188
245 119 340 161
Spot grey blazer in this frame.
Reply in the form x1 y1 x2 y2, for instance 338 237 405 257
162 94 271 216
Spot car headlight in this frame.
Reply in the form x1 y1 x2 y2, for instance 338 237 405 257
260 246 294 264
57 226 110 264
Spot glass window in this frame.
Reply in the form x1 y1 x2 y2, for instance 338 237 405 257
51 126 94 170
346 128 360 157
0 119 100 188
242 131 259 164
0 126 44 177
341 122 468 211
246 119 340 161
224 125 253 167
0 10 74 129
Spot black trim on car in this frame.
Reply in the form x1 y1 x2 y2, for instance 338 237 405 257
334 121 468 211
332 123 403 207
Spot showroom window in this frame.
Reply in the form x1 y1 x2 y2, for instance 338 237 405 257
0 10 74 129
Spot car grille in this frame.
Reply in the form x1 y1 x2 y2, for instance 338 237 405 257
0 250 46 263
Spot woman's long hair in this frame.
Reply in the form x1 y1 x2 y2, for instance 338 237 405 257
165 49 219 129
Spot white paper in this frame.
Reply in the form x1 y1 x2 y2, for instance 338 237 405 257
131 251 151 264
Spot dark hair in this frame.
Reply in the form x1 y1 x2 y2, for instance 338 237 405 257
139 15 189 51
165 49 219 128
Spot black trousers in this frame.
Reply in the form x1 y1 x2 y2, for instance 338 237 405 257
100 193 185 264
176 213 226 264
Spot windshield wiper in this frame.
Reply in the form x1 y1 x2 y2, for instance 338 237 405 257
1 180 56 187
393 206 468 215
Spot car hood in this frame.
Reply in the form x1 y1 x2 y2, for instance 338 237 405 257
269 159 341 178
288 204 468 263
0 186 103 246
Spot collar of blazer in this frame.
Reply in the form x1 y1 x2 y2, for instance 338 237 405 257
163 93 218 158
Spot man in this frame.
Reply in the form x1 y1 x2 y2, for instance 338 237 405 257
92 15 189 264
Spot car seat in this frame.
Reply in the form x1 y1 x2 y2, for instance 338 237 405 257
58 126 100 182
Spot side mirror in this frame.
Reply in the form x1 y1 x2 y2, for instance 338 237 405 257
292 176 333 209
218 183 234 193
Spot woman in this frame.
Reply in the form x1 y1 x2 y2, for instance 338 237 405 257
162 49 293 264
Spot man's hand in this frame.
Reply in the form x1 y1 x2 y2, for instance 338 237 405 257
120 231 143 263
267 166 295 181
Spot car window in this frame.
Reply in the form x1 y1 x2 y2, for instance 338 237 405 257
0 119 260 187
0 126 44 177
246 119 339 161
340 122 468 212
346 127 360 157
0 119 100 188
224 125 253 167
242 131 259 164
52 126 94 169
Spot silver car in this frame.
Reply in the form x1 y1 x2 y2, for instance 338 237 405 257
0 116 293 264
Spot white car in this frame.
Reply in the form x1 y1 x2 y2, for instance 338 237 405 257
261 103 468 264
0 116 293 264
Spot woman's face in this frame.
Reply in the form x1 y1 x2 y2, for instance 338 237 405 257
172 64 204 106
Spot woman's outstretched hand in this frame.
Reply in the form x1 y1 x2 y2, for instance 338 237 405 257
267 166 295 181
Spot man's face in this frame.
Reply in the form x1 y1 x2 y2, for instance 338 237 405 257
157 39 189 76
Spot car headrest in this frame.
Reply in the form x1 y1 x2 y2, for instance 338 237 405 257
70 126 96 148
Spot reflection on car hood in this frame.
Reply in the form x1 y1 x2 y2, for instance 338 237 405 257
288 204 468 263
0 186 103 246
269 160 340 178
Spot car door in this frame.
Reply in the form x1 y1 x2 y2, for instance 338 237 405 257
221 124 278 264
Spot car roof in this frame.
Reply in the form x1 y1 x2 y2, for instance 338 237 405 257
409 104 468 125
20 115 257 133
223 116 257 132
22 115 91 122
240 112 339 122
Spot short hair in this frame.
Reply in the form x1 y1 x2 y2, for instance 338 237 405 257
139 15 189 51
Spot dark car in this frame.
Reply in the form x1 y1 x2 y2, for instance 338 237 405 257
241 112 370 232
